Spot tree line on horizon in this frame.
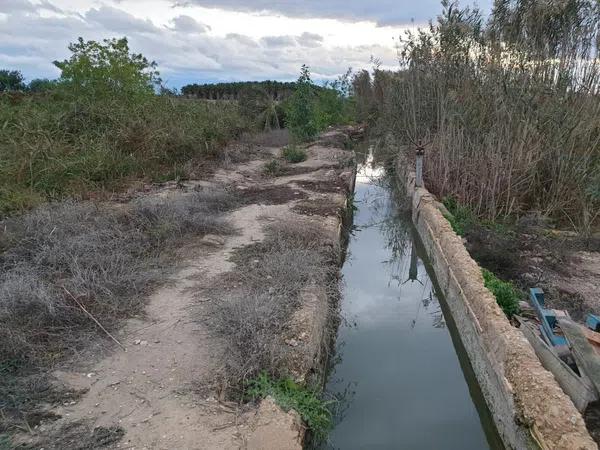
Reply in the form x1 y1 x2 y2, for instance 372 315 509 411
181 81 299 101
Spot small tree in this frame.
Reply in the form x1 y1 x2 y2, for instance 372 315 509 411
53 37 161 99
285 65 319 142
0 70 25 92
316 68 353 128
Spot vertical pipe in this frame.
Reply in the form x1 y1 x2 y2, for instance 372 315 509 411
415 141 425 188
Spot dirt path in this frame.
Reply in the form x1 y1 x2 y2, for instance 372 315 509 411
20 130 356 450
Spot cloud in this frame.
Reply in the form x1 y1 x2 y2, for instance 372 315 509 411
169 15 210 33
297 32 323 48
226 33 259 47
0 0 35 14
85 6 156 33
174 0 470 26
260 35 297 48
0 1 401 86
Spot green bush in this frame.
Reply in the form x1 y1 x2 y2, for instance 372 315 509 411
282 146 307 163
285 65 319 142
442 197 475 236
285 65 354 143
54 37 160 101
246 373 333 440
482 269 521 317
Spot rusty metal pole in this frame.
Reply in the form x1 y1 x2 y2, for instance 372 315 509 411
415 140 425 188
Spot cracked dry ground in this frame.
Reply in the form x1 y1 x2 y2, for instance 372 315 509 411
15 131 356 450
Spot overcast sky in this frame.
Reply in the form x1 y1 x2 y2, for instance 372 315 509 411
0 0 492 88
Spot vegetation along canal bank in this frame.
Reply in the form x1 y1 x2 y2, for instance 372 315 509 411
1 37 359 449
2 0 599 447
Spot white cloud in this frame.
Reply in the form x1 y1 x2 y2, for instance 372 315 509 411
0 0 413 86
169 15 210 33
85 6 156 33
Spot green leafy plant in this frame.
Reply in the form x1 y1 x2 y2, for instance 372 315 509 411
246 373 334 440
282 145 307 163
482 269 521 317
442 197 475 236
285 65 319 142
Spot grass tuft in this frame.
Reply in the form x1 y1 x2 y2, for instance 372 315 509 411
281 146 307 163
262 159 284 177
482 269 521 318
442 196 475 236
246 372 333 441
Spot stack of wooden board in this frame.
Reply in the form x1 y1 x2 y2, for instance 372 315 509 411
516 288 600 412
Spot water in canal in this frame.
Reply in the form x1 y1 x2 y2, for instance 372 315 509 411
319 151 503 449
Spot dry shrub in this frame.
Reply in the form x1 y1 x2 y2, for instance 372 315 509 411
362 0 600 235
0 188 237 431
204 221 340 388
0 189 236 364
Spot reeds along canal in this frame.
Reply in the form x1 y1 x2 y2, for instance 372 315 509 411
319 150 504 449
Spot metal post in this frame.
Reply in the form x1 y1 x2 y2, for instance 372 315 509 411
415 140 425 188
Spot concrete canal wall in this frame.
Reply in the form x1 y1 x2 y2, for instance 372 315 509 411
396 152 596 450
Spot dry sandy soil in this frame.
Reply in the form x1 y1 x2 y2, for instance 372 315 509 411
13 129 357 450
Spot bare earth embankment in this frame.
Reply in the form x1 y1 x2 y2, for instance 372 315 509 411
6 128 357 449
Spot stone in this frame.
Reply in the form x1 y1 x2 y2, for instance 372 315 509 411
201 234 226 246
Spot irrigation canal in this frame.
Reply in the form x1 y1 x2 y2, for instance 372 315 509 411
319 150 504 449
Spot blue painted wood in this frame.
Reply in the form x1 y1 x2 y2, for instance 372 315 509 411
586 314 600 332
529 288 568 347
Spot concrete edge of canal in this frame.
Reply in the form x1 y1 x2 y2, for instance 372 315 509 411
396 151 597 450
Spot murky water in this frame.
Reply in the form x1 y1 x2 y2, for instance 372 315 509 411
319 153 503 449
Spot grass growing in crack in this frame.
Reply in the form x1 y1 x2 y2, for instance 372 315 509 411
282 146 307 163
482 269 521 318
246 373 333 441
205 220 340 389
0 187 237 433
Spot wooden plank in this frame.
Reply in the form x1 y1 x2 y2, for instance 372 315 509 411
560 318 600 397
516 316 597 412
581 326 600 348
